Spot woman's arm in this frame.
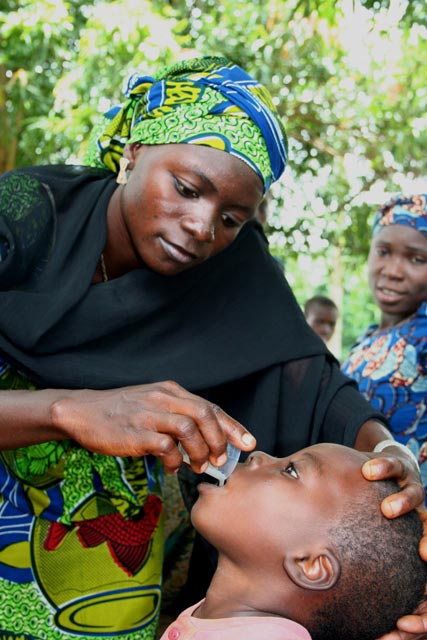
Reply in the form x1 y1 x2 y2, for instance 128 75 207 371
355 419 427 640
0 382 256 473
0 389 68 447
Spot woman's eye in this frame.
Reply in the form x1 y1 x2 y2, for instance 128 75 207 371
411 255 427 265
283 462 298 479
221 213 240 229
376 247 388 257
174 178 198 199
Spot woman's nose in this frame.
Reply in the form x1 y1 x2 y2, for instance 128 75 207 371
181 211 216 243
382 257 404 279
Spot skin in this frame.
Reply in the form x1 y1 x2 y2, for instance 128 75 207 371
254 193 270 228
368 225 427 332
191 444 378 624
100 143 264 278
305 303 339 343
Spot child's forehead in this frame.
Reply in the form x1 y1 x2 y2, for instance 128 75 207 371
305 443 368 461
291 445 375 520
299 444 371 480
313 304 337 316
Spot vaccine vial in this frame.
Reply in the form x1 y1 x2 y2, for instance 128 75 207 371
178 441 241 486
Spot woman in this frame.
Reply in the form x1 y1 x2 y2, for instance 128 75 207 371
0 57 424 640
342 194 427 501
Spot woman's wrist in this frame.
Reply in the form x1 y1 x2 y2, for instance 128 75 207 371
0 389 69 448
373 438 420 470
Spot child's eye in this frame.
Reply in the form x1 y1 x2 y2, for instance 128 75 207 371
283 462 298 479
174 178 198 199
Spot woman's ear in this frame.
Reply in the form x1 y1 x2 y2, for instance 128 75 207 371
122 143 144 167
283 549 341 591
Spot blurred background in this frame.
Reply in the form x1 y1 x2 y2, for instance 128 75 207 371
1 0 426 358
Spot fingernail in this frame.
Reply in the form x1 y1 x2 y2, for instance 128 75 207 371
242 433 255 445
387 500 398 517
200 462 209 473
365 462 382 477
216 454 227 466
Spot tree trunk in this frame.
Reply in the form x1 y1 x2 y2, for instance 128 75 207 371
329 243 343 361
0 64 21 174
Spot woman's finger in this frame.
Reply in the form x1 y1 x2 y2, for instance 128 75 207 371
140 382 256 463
380 482 426 518
418 508 427 561
362 455 409 482
361 454 425 517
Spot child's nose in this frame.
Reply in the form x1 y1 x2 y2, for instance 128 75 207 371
246 451 273 466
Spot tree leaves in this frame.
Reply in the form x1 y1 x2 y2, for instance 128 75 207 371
2 0 426 352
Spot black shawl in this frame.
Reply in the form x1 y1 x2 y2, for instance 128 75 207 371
0 164 383 455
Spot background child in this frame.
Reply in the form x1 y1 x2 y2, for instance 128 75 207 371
160 443 426 640
304 295 339 344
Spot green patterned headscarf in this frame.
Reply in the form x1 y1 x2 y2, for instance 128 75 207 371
85 56 288 192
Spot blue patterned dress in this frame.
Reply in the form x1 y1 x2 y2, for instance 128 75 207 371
342 302 427 501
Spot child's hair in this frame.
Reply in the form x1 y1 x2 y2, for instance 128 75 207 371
308 478 426 640
304 295 338 315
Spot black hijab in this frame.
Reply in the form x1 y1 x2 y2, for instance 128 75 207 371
0 165 325 386
0 165 379 454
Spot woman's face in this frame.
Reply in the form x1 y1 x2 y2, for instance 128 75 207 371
117 143 264 276
368 224 427 320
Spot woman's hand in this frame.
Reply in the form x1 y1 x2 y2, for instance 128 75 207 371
364 450 427 639
355 420 425 518
51 381 256 473
375 594 427 639
362 445 425 520
357 429 427 640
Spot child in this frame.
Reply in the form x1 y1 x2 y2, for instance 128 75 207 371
304 295 339 344
160 443 426 640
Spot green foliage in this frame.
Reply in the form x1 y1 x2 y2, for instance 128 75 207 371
2 0 426 351
0 0 181 167
360 0 427 28
0 0 77 169
341 263 378 354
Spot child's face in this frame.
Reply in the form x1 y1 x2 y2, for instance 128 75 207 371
191 443 370 566
305 305 338 343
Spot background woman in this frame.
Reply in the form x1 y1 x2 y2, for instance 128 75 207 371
342 194 427 501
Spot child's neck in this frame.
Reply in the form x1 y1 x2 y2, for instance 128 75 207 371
193 562 282 620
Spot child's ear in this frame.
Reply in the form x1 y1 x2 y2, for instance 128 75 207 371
283 549 340 591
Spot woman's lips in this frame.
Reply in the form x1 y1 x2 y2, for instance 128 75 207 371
378 286 403 297
376 286 405 303
159 237 198 264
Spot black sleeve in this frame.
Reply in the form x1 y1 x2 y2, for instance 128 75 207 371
314 356 389 446
202 355 388 458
